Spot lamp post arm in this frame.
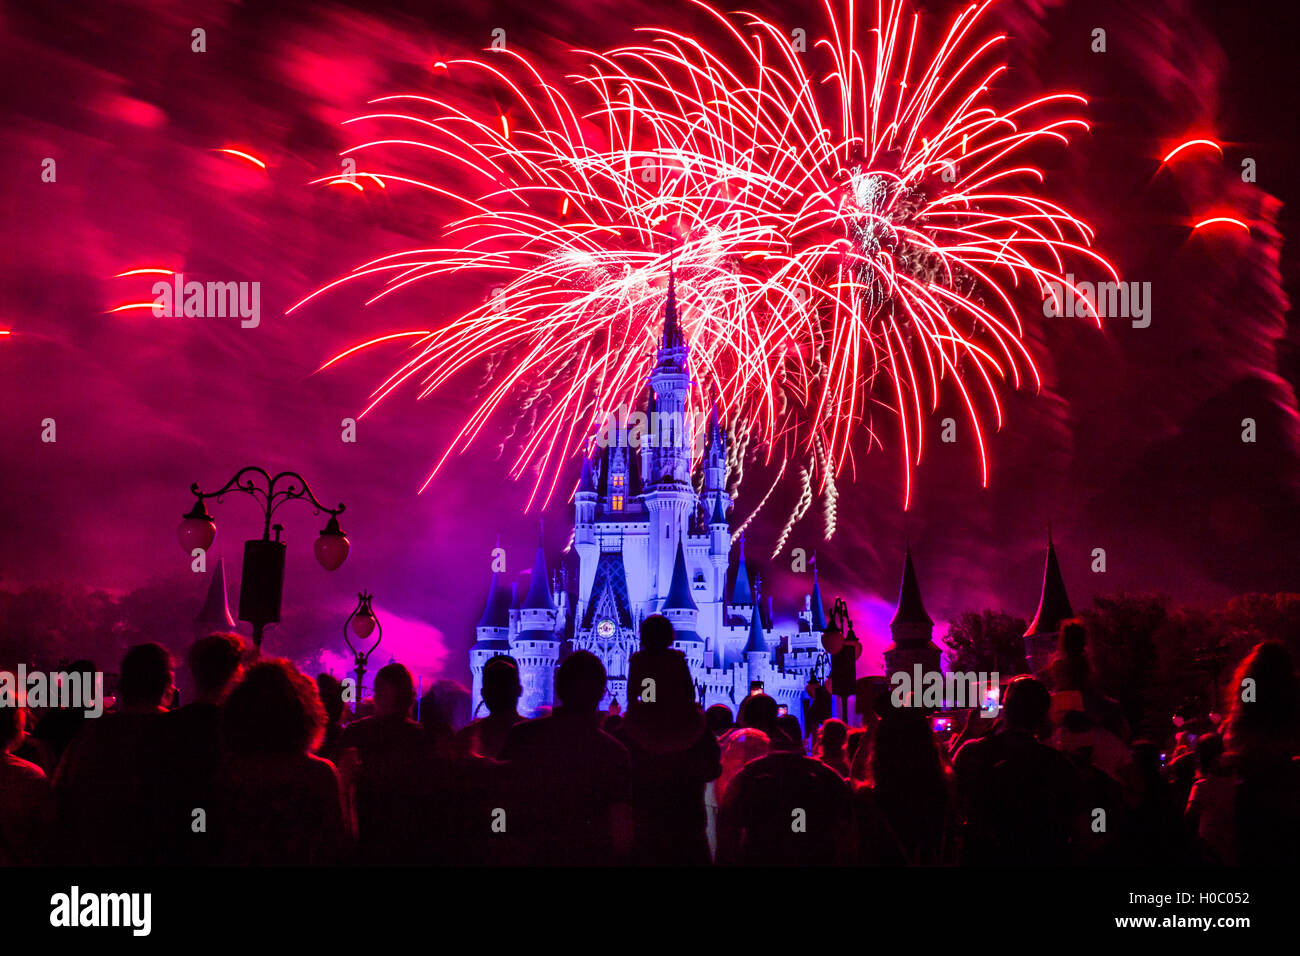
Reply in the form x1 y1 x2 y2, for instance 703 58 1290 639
192 467 345 540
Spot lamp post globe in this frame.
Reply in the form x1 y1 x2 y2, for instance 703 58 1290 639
315 516 350 571
178 500 217 554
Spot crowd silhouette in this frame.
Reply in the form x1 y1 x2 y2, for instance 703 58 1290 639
1 614 1297 866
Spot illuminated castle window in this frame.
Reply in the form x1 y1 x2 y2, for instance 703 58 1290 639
611 494 623 510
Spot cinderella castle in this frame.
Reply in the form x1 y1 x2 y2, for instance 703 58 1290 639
466 279 1078 728
469 277 836 727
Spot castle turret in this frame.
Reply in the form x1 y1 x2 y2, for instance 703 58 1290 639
731 535 754 609
574 452 599 603
703 402 729 514
809 565 828 634
515 533 561 715
744 576 771 687
662 540 706 670
470 547 514 716
1023 532 1073 675
883 546 941 685
643 274 698 600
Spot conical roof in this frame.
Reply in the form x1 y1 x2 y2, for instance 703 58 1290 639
809 565 828 631
731 536 753 606
1025 535 1073 637
663 540 697 611
195 556 235 630
890 547 933 627
522 538 556 611
743 583 768 655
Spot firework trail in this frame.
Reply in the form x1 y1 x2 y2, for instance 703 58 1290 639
296 0 1116 513
771 463 813 559
731 458 787 541
817 435 839 539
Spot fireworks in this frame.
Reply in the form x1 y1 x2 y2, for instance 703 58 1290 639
293 0 1116 514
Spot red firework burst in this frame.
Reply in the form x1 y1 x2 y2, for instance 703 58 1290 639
291 0 1117 513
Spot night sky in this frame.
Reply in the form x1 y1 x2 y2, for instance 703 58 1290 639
0 0 1296 683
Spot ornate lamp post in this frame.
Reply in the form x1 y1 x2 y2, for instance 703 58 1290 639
343 591 382 701
816 597 861 724
179 466 349 650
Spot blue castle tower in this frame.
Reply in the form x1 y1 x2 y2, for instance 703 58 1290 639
470 279 831 727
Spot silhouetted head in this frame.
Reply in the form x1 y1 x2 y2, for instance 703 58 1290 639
119 643 175 711
187 632 246 702
705 704 734 736
0 702 24 752
1226 640 1298 748
737 692 779 734
639 614 675 653
374 662 417 718
482 655 522 715
315 674 344 724
1049 619 1092 692
1059 619 1088 658
223 658 326 755
819 718 848 753
556 650 606 712
1001 675 1051 735
1195 731 1224 772
775 714 804 752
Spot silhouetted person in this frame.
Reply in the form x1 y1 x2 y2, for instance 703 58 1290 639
616 615 720 865
54 643 175 865
719 736 854 865
1223 641 1300 865
498 651 632 865
338 662 437 863
716 692 778 803
0 702 52 864
706 704 734 737
775 714 805 753
455 655 525 759
1185 732 1235 864
215 659 347 865
1048 619 1129 740
1118 741 1194 865
315 673 346 761
27 658 96 775
861 709 955 864
1055 709 1130 864
816 719 851 778
164 631 246 863
702 703 734 858
953 675 1081 865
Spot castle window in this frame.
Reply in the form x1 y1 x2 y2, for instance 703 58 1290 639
611 494 623 511
612 474 624 489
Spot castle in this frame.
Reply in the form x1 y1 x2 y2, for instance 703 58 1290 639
466 279 1077 727
469 277 835 727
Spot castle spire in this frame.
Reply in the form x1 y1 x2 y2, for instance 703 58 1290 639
890 545 932 627
743 576 767 655
809 559 828 632
195 556 235 632
1025 533 1073 638
578 452 596 494
663 539 697 611
731 535 753 606
522 525 556 611
660 268 684 351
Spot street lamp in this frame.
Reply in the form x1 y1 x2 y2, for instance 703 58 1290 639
343 590 382 702
179 466 349 650
821 597 861 724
